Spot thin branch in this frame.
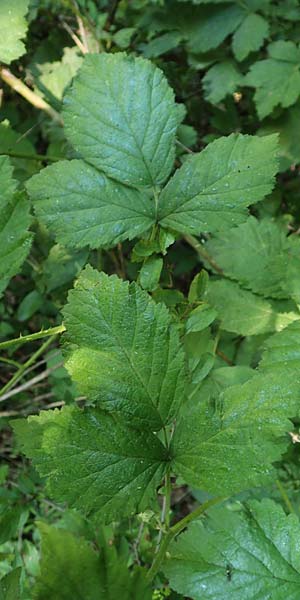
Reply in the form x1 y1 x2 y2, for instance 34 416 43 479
60 19 88 54
0 336 58 396
0 150 60 162
0 67 63 125
76 14 90 53
0 363 63 403
176 139 194 154
132 522 144 565
184 234 223 275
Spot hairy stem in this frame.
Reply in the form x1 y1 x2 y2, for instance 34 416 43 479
0 67 63 125
147 496 226 581
0 325 66 351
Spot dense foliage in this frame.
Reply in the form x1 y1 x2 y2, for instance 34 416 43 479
1 1 300 598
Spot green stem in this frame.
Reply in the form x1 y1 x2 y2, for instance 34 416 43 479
164 470 172 530
147 496 226 581
152 187 160 220
0 357 21 368
184 234 223 275
0 334 57 397
276 479 294 514
0 325 66 351
0 151 61 162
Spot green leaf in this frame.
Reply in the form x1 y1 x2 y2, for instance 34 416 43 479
186 5 244 54
0 569 21 600
259 103 300 170
17 290 43 321
205 216 296 299
188 270 209 303
245 41 300 118
27 159 155 249
171 370 300 495
164 499 300 599
232 13 269 61
0 156 32 297
0 0 29 64
202 61 243 104
139 255 163 291
13 406 168 523
63 266 186 431
158 134 278 235
63 53 178 187
40 244 89 293
207 279 300 336
259 320 300 373
0 120 39 182
0 507 24 544
33 523 152 600
186 304 217 333
141 31 183 58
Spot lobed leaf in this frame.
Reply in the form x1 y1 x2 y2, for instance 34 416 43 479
171 370 300 495
164 499 300 599
232 13 269 62
246 41 300 118
63 266 186 431
13 406 168 523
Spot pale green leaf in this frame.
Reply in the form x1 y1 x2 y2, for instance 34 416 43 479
207 279 300 335
164 500 300 599
63 53 177 187
246 41 300 118
33 523 152 600
13 406 168 523
202 61 243 104
63 266 186 431
26 159 155 249
33 46 82 106
232 13 269 61
171 370 300 495
0 0 29 64
158 134 278 235
0 156 32 296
